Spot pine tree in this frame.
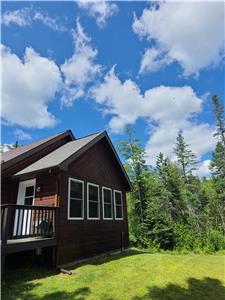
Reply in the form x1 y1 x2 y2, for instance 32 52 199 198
156 152 166 176
174 132 197 183
117 126 148 224
212 95 225 146
210 95 225 178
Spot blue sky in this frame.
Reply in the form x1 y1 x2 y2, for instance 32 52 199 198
1 1 224 177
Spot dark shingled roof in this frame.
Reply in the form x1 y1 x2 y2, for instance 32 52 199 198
1 130 75 171
15 132 102 176
1 133 61 163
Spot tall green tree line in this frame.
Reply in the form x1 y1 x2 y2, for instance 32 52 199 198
118 95 225 252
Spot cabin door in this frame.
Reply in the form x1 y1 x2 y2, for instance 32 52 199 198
13 179 36 236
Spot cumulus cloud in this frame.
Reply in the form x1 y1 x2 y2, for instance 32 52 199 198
1 7 66 32
194 159 211 179
1 7 31 27
60 19 101 106
14 128 32 141
0 144 15 153
133 2 224 76
91 67 216 165
77 1 118 27
1 44 62 128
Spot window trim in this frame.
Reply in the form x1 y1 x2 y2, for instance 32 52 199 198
68 177 84 220
87 182 100 220
102 186 113 220
114 190 123 220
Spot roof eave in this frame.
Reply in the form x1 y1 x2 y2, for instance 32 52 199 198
2 130 75 172
13 165 60 179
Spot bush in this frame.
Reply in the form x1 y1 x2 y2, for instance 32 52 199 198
143 215 176 250
205 229 225 251
174 224 225 252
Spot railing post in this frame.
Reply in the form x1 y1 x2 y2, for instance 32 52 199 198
53 207 59 267
54 208 59 240
2 206 12 245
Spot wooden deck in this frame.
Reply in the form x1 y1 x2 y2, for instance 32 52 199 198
1 204 58 255
2 236 57 254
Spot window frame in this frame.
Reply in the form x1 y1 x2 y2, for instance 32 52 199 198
102 186 113 220
68 177 84 220
87 182 100 220
114 190 123 220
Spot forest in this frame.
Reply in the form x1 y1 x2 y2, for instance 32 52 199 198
118 95 225 252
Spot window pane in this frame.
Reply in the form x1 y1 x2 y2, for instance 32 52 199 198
25 186 34 197
70 181 83 199
70 199 82 218
104 203 112 219
116 205 122 219
89 201 99 218
103 189 111 204
89 185 98 202
115 192 122 205
24 197 33 205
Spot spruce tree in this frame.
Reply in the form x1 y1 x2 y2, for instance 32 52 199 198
117 126 148 224
174 132 197 183
212 95 225 146
211 95 225 178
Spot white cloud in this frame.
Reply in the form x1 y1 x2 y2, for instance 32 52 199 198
1 7 66 32
77 1 118 27
139 47 172 73
194 159 211 178
60 19 101 106
133 2 225 76
91 67 216 165
1 44 62 128
14 128 32 141
0 144 15 153
1 7 31 27
33 11 67 32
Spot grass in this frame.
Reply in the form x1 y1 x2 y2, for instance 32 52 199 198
2 249 225 300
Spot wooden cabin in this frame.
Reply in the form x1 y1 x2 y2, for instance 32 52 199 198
1 130 131 268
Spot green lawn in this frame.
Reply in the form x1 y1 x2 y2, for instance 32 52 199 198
2 250 225 300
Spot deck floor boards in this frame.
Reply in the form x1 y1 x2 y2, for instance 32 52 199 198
7 236 54 245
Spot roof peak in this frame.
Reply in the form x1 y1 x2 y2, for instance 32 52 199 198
1 130 75 168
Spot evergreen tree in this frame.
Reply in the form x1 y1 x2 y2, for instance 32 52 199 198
212 95 225 146
210 95 225 178
117 126 149 224
210 95 225 232
174 132 197 183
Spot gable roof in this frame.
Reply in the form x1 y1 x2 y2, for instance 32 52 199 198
1 130 75 171
15 132 101 176
15 131 131 190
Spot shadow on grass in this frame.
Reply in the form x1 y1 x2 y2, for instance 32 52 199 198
40 288 90 300
2 249 146 299
2 278 90 300
73 248 149 268
132 277 225 300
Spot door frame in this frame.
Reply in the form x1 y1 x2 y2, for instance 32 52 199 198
13 178 36 237
17 179 36 205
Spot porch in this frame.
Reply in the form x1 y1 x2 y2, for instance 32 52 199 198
1 204 58 255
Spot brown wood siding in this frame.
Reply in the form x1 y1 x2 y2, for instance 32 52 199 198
1 180 18 204
68 138 128 189
56 139 129 265
1 173 57 207
34 174 57 207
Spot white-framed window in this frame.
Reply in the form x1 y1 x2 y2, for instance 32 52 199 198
68 178 84 220
102 187 113 220
114 190 123 220
87 182 100 220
